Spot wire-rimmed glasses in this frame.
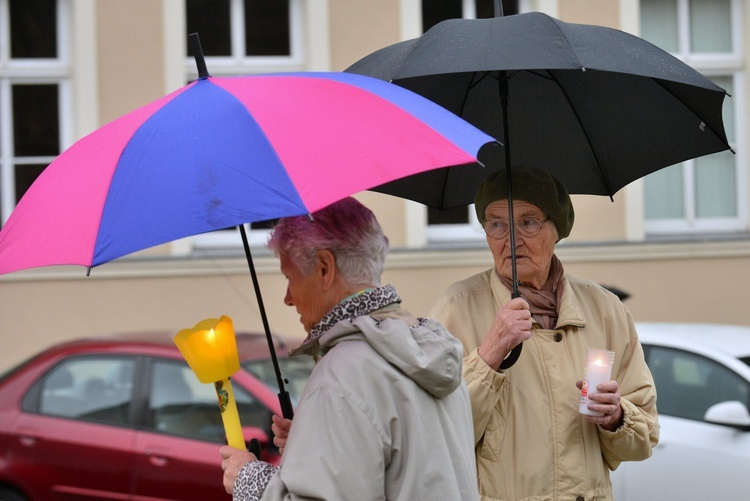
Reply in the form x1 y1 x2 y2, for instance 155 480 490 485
483 216 550 239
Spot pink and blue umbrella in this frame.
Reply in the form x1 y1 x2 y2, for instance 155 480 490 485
0 38 495 420
0 71 493 275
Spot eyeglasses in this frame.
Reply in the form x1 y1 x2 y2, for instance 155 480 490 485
483 216 550 239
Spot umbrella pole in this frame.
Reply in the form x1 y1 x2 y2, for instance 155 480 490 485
189 33 295 419
499 72 522 369
239 224 295 420
493 0 504 17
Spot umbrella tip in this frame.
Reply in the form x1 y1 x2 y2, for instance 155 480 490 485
189 33 210 79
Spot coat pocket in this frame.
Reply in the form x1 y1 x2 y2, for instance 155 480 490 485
478 410 506 462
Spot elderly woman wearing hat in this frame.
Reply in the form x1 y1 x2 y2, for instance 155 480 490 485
430 168 659 501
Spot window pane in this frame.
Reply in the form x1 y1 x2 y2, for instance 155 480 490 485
422 0 462 32
12 84 60 156
713 76 734 143
14 164 47 203
647 345 748 421
186 0 231 57
39 358 135 424
694 75 736 218
9 0 57 58
640 0 678 53
645 164 684 219
475 0 517 18
244 0 290 56
690 0 732 53
695 152 736 217
150 360 248 442
428 206 470 225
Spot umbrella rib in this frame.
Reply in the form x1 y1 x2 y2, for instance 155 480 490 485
545 70 615 196
458 72 489 119
652 78 733 151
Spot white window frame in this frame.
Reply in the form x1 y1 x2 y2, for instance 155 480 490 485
0 0 72 224
641 0 745 236
184 0 304 79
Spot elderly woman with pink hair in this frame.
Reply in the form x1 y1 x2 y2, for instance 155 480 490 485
219 196 478 501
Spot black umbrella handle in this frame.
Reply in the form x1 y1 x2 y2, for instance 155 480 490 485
499 289 523 370
497 73 522 371
278 391 294 420
500 344 523 370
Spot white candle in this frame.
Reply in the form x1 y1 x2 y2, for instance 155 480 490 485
579 348 615 416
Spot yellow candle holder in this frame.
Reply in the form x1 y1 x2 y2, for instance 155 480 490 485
174 315 245 449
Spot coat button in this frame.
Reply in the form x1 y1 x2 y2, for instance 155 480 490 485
554 333 563 342
576 497 585 501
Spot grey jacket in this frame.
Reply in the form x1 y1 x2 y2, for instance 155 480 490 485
237 286 479 501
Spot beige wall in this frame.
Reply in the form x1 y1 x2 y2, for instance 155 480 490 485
328 0 402 70
3 239 750 372
96 0 166 123
559 0 620 28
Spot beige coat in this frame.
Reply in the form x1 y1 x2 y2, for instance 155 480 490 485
430 267 659 501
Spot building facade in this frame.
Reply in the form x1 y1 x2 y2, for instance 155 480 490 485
1 0 748 371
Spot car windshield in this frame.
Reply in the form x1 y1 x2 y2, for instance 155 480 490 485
242 356 315 406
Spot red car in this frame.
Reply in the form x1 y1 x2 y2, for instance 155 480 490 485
0 331 313 501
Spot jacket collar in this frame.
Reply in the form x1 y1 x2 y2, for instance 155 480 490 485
489 262 586 329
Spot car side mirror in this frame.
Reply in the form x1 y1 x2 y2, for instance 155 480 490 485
704 401 750 431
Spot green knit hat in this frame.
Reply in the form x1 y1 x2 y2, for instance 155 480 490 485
474 167 575 241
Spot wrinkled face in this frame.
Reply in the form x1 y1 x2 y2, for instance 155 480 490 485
484 200 558 290
280 252 329 333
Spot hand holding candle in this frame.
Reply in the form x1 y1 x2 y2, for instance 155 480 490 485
174 315 245 450
578 348 615 417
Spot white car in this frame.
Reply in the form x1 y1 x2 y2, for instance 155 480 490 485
611 322 750 500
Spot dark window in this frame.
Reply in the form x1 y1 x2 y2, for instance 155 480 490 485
9 0 57 58
422 0 463 32
186 0 291 58
428 206 474 225
422 0 518 32
14 164 47 202
12 84 60 156
646 345 750 422
186 0 232 56
10 84 60 205
148 360 273 443
244 0 290 56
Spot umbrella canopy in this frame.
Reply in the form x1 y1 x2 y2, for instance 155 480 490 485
346 10 732 368
0 71 492 275
347 11 732 208
0 41 494 416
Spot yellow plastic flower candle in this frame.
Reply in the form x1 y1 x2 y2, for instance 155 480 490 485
174 315 245 449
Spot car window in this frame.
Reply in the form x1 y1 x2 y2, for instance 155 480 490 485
242 356 314 406
647 345 750 421
148 360 272 443
36 356 135 425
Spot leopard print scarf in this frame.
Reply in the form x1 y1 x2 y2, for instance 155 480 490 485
291 284 401 358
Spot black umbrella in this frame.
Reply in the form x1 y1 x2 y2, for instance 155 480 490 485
347 8 732 368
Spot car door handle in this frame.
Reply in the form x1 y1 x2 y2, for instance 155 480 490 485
144 447 171 467
16 427 40 447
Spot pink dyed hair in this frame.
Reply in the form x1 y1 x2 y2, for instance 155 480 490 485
267 197 389 286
